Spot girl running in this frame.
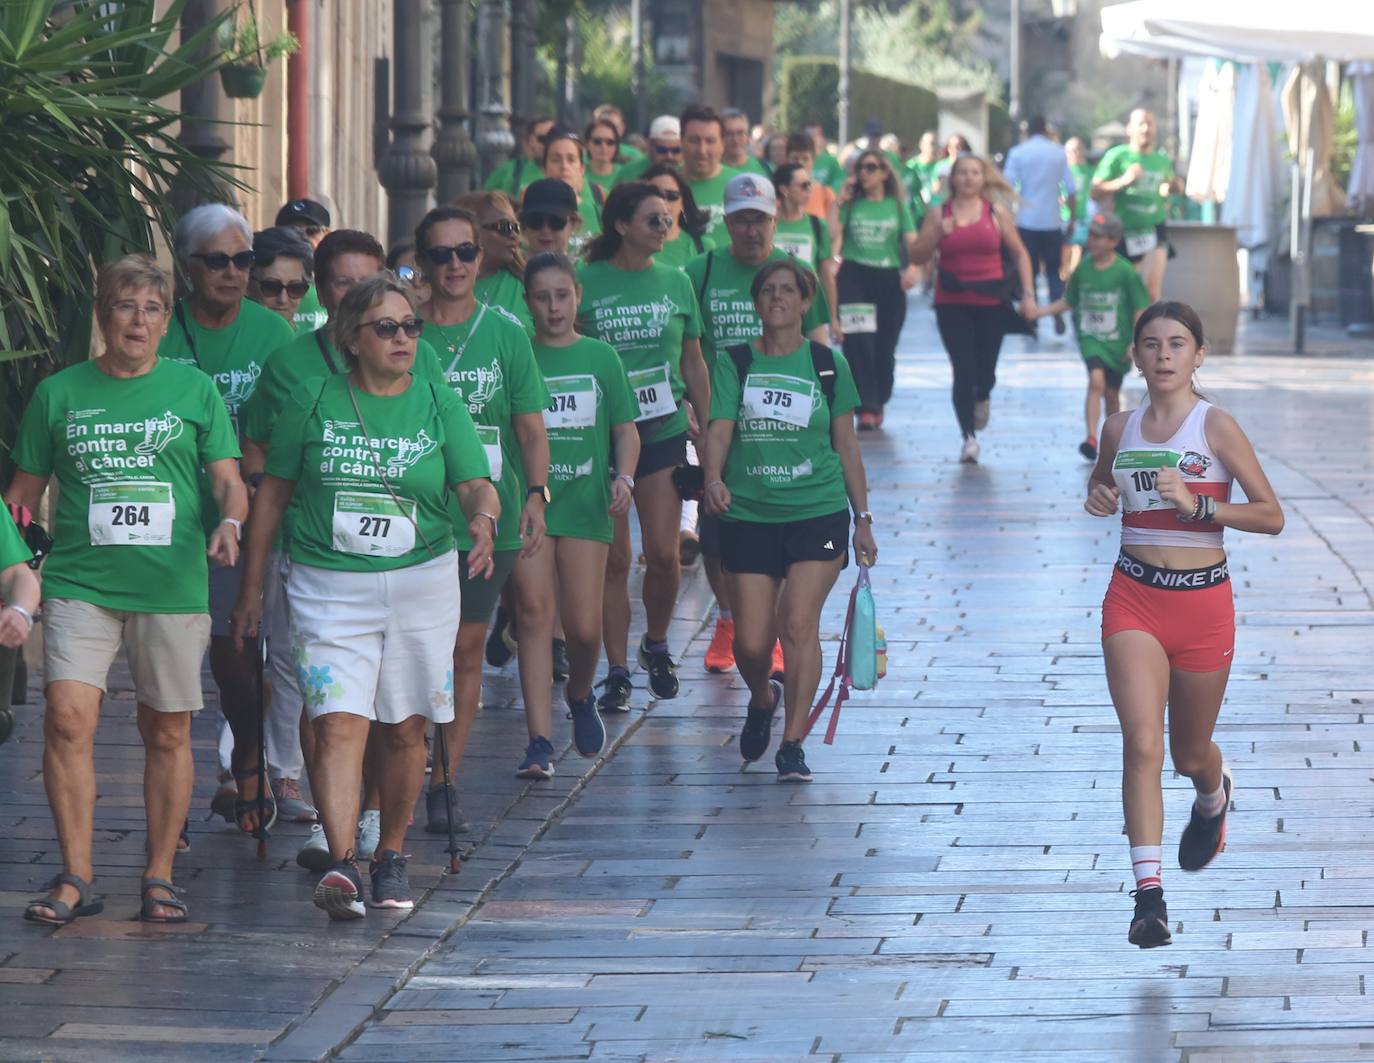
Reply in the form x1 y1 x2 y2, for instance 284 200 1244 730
1085 301 1283 948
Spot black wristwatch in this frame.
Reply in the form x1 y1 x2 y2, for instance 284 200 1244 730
527 485 551 503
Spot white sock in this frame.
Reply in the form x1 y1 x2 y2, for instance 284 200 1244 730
1130 845 1162 892
1194 774 1228 818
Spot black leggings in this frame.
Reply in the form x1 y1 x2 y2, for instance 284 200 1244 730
934 302 1006 439
838 260 906 413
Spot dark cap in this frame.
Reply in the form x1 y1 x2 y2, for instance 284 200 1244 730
521 178 578 219
275 198 331 229
1089 211 1125 241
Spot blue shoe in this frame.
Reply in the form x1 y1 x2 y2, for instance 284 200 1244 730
515 736 555 780
567 692 606 758
739 679 782 763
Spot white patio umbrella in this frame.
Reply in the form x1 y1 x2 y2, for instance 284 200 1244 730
1350 63 1374 215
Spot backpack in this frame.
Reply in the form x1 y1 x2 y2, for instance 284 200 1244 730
725 341 837 405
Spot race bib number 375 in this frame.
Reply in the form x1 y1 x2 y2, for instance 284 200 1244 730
742 373 817 428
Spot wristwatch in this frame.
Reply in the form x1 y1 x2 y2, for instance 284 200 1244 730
855 511 874 524
527 485 551 504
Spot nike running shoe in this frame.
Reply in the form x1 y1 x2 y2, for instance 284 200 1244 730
637 636 680 699
1127 886 1171 948
1178 767 1234 872
704 617 736 673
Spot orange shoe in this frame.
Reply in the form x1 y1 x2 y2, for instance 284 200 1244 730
770 640 785 681
704 616 736 673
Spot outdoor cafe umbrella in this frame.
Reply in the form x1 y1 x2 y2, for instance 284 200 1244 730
1350 63 1374 216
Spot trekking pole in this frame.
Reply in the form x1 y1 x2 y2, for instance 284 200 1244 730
433 721 461 874
254 634 270 860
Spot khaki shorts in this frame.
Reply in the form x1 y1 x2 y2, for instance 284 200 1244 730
42 598 211 712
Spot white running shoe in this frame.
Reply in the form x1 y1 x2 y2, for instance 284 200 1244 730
296 823 332 872
356 809 381 860
973 399 991 430
960 437 981 464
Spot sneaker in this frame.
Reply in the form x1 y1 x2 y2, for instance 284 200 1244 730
567 693 606 758
775 739 813 782
856 411 879 432
355 809 381 860
739 679 782 762
1178 766 1234 872
959 437 981 464
272 776 316 823
769 640 785 682
1078 437 1098 462
1127 886 1172 948
637 636 680 699
551 638 570 683
516 736 556 780
314 855 366 921
596 668 633 714
296 823 333 872
484 606 516 667
368 850 414 910
973 399 991 430
424 784 469 835
679 529 701 566
704 617 736 673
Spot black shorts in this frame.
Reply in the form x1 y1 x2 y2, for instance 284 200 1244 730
720 510 850 579
635 428 687 480
699 512 721 559
1116 222 1176 264
1083 358 1125 390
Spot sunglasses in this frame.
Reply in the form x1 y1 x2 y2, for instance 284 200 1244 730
482 219 522 237
858 162 884 174
589 137 617 148
423 242 482 265
644 213 676 231
521 213 570 232
298 225 326 238
655 189 683 203
654 144 683 157
357 316 424 340
255 278 311 299
192 250 256 272
396 265 417 283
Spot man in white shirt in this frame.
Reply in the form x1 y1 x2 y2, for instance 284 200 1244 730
1004 116 1077 334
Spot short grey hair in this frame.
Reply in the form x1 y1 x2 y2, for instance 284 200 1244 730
173 203 253 263
328 272 417 367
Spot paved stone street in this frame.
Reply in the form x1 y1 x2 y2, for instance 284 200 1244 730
3 303 1374 1062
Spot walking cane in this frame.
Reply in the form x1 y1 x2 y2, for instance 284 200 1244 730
254 635 270 860
432 721 461 874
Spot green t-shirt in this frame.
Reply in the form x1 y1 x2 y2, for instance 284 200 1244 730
656 229 716 271
613 156 652 185
475 269 535 336
575 259 703 445
727 156 771 179
533 336 640 544
839 197 916 269
12 359 240 612
618 143 645 163
292 286 328 335
484 155 541 198
568 185 605 259
906 158 941 205
709 340 860 524
423 304 550 551
0 507 32 570
1064 254 1152 372
682 247 831 373
266 373 488 572
1092 146 1175 233
686 170 733 237
812 151 844 192
773 214 833 271
587 167 619 198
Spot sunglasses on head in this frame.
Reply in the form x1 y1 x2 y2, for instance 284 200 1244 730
521 212 570 232
423 242 481 266
654 144 683 157
482 219 522 237
255 278 311 299
192 250 256 272
357 316 424 340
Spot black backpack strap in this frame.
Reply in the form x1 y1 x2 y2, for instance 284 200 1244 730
809 341 837 404
691 230 704 254
695 250 714 321
809 213 823 246
727 343 752 388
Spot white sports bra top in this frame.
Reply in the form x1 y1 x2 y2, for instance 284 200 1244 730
1112 399 1232 550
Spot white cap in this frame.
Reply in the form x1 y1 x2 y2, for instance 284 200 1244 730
723 173 777 217
648 115 680 141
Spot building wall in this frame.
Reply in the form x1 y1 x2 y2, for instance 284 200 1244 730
699 0 775 120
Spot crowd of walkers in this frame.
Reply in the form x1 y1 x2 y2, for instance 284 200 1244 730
2 101 1279 950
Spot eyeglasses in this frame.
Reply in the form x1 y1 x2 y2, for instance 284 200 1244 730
255 278 312 299
357 316 424 340
482 219 522 238
521 213 569 232
643 213 676 231
111 301 167 320
655 189 682 203
422 242 482 265
192 250 256 272
589 137 617 148
654 144 683 157
396 265 417 283
858 162 884 174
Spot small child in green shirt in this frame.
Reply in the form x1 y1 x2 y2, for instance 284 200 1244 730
1036 212 1152 461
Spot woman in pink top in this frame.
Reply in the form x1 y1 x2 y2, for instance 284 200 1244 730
912 154 1035 463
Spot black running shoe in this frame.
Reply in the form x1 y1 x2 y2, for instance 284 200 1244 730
775 739 813 782
567 692 606 758
739 679 782 763
314 854 365 921
637 636 679 699
423 784 468 834
484 606 516 667
1178 767 1233 872
596 668 632 714
368 850 414 910
1127 886 1171 948
551 638 570 682
1078 438 1098 461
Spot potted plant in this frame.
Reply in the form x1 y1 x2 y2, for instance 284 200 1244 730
217 4 298 99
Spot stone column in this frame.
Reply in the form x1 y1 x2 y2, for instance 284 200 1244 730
509 0 537 129
172 0 235 215
433 0 479 202
475 0 515 183
379 0 438 247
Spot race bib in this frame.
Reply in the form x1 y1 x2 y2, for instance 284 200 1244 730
1113 449 1181 511
628 364 676 421
543 374 598 430
774 235 814 265
1081 309 1117 337
88 481 174 547
475 424 503 482
839 303 878 334
331 491 417 558
1124 228 1159 257
742 372 816 428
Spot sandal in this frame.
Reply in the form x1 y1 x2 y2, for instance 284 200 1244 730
139 877 188 924
24 872 104 927
211 769 276 833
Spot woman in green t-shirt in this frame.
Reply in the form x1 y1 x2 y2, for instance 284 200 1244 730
836 150 919 429
233 274 497 920
10 254 246 926
457 190 534 334
542 128 604 258
702 260 878 784
247 226 314 328
525 253 641 760
584 118 621 199
644 164 716 270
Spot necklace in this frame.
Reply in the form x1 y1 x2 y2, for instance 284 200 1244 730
433 302 488 377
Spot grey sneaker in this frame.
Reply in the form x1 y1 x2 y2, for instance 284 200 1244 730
272 776 316 823
424 784 469 835
356 810 381 861
313 855 365 921
368 850 414 910
295 823 332 872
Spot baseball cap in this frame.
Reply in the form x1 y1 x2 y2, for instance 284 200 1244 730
723 173 776 217
1089 211 1124 240
648 115 681 141
276 198 331 229
521 178 578 219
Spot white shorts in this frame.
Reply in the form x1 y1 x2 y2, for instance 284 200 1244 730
286 551 461 724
